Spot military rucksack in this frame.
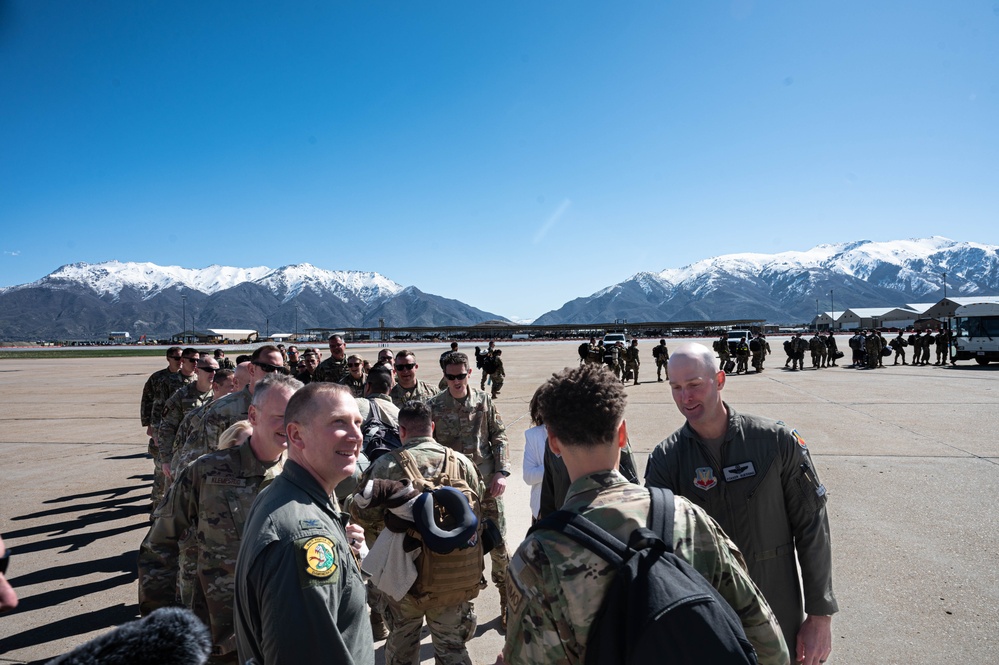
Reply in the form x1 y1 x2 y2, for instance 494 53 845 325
579 342 590 360
532 487 758 665
361 399 403 462
749 338 761 352
393 447 485 610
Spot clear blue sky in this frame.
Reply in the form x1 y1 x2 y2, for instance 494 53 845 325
2 1 997 322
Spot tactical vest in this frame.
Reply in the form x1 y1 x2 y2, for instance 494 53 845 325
394 447 485 610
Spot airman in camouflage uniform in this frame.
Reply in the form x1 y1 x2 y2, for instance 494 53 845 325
603 342 622 381
149 348 199 507
389 350 438 407
158 358 218 483
138 375 301 664
427 352 511 629
865 330 882 369
313 334 348 383
504 363 788 665
339 355 366 397
214 349 236 370
750 334 765 372
489 349 505 397
716 334 731 370
809 333 826 369
734 337 751 374
586 338 602 364
348 402 485 665
625 339 640 385
653 338 669 381
141 349 183 500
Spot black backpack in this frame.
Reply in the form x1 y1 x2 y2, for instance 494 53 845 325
361 399 402 462
579 342 590 360
532 488 758 665
749 338 761 352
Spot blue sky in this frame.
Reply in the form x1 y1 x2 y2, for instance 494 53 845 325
2 1 997 322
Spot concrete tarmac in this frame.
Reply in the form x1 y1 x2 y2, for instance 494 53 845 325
0 340 997 663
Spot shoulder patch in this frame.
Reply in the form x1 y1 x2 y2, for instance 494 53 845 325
299 519 323 530
791 428 808 450
303 537 338 578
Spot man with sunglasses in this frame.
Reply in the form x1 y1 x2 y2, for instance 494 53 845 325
147 348 200 508
427 351 511 631
295 348 320 385
314 334 349 384
389 350 439 408
179 346 287 474
158 357 219 484
339 355 366 397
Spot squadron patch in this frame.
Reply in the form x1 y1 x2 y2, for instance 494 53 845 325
303 537 338 578
722 461 756 482
791 429 808 450
693 467 718 491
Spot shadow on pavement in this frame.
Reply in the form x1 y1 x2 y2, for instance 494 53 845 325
0 602 139 655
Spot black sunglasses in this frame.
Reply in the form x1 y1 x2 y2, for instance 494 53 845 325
0 549 9 575
197 366 218 373
444 372 468 381
395 363 415 371
253 361 289 374
168 355 183 360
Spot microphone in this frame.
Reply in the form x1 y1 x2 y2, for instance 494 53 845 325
46 607 211 665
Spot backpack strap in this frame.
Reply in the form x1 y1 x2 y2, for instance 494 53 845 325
647 486 675 553
393 448 426 490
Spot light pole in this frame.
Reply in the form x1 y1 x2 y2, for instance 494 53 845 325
295 305 299 339
815 299 819 332
829 289 835 331
942 272 952 363
181 294 187 343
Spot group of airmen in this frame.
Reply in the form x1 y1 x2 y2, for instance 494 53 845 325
137 336 511 665
581 336 670 384
136 334 838 665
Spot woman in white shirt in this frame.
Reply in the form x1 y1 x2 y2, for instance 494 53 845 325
522 392 547 524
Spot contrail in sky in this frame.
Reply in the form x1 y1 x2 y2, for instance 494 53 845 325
533 199 571 244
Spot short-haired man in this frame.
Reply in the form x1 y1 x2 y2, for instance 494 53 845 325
314 334 349 383
212 368 236 396
376 348 394 367
295 348 320 385
235 383 372 665
158 356 219 483
170 368 241 474
141 347 184 507
427 351 511 630
646 344 837 664
349 401 485 665
653 338 669 381
214 348 236 370
340 354 366 397
502 363 788 665
439 342 460 390
389 350 439 408
139 374 303 664
175 346 286 471
286 345 300 371
148 348 200 507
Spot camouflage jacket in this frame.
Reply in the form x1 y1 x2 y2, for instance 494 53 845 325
626 345 640 364
138 440 284 656
654 343 669 362
141 367 173 427
427 388 509 479
151 371 193 430
157 383 213 464
389 380 440 408
313 356 348 383
503 470 789 665
181 386 252 470
170 401 213 472
347 436 485 541
339 374 365 398
217 357 236 370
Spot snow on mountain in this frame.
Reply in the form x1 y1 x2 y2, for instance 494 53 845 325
6 260 403 304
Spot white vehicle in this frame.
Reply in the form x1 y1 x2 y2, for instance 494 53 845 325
953 302 999 365
727 330 752 354
602 332 628 347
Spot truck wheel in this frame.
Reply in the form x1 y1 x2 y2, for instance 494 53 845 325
975 358 990 366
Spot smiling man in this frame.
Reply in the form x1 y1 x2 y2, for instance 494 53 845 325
139 374 302 664
235 382 372 665
389 349 439 407
645 343 838 665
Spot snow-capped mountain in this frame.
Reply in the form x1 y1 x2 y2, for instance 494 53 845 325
535 237 999 325
0 262 500 340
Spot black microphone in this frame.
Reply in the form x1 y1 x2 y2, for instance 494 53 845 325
46 607 211 665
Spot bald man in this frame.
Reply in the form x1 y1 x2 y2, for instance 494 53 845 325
645 343 837 665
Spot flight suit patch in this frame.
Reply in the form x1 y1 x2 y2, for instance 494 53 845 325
722 461 756 482
296 535 340 587
693 467 717 490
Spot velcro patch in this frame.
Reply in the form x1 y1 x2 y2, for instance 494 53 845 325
303 537 338 579
722 461 757 482
299 519 323 530
205 476 246 487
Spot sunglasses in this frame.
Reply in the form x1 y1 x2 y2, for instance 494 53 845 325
168 355 183 360
444 372 468 381
197 366 217 373
182 356 199 363
0 549 8 575
253 361 289 374
394 363 415 371
348 362 362 368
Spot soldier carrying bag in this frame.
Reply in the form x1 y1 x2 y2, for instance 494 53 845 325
531 487 758 665
393 447 485 610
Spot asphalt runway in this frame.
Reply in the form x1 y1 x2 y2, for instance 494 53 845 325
1 339 997 664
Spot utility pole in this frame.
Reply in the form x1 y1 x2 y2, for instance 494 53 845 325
181 294 187 343
829 289 835 331
815 298 819 332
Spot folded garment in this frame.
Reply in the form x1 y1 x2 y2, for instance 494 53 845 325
362 528 421 601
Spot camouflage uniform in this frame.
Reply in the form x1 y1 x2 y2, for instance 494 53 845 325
625 344 640 384
141 367 173 432
348 436 485 665
586 343 603 365
170 401 213 472
313 356 348 383
426 388 511 592
809 334 825 369
503 470 789 665
865 333 881 369
935 330 950 365
389 379 439 408
489 357 505 398
150 372 195 506
791 335 809 370
177 387 253 473
603 344 621 381
735 340 750 374
716 336 731 369
138 441 284 663
654 341 669 381
157 382 213 471
217 357 236 370
339 373 365 398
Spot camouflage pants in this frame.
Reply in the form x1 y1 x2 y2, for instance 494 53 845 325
719 353 731 370
490 376 504 398
751 351 764 372
480 373 491 390
656 357 668 380
384 596 475 665
481 493 509 588
626 361 639 383
149 438 167 509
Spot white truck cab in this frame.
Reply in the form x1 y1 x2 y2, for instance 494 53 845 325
953 302 999 365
